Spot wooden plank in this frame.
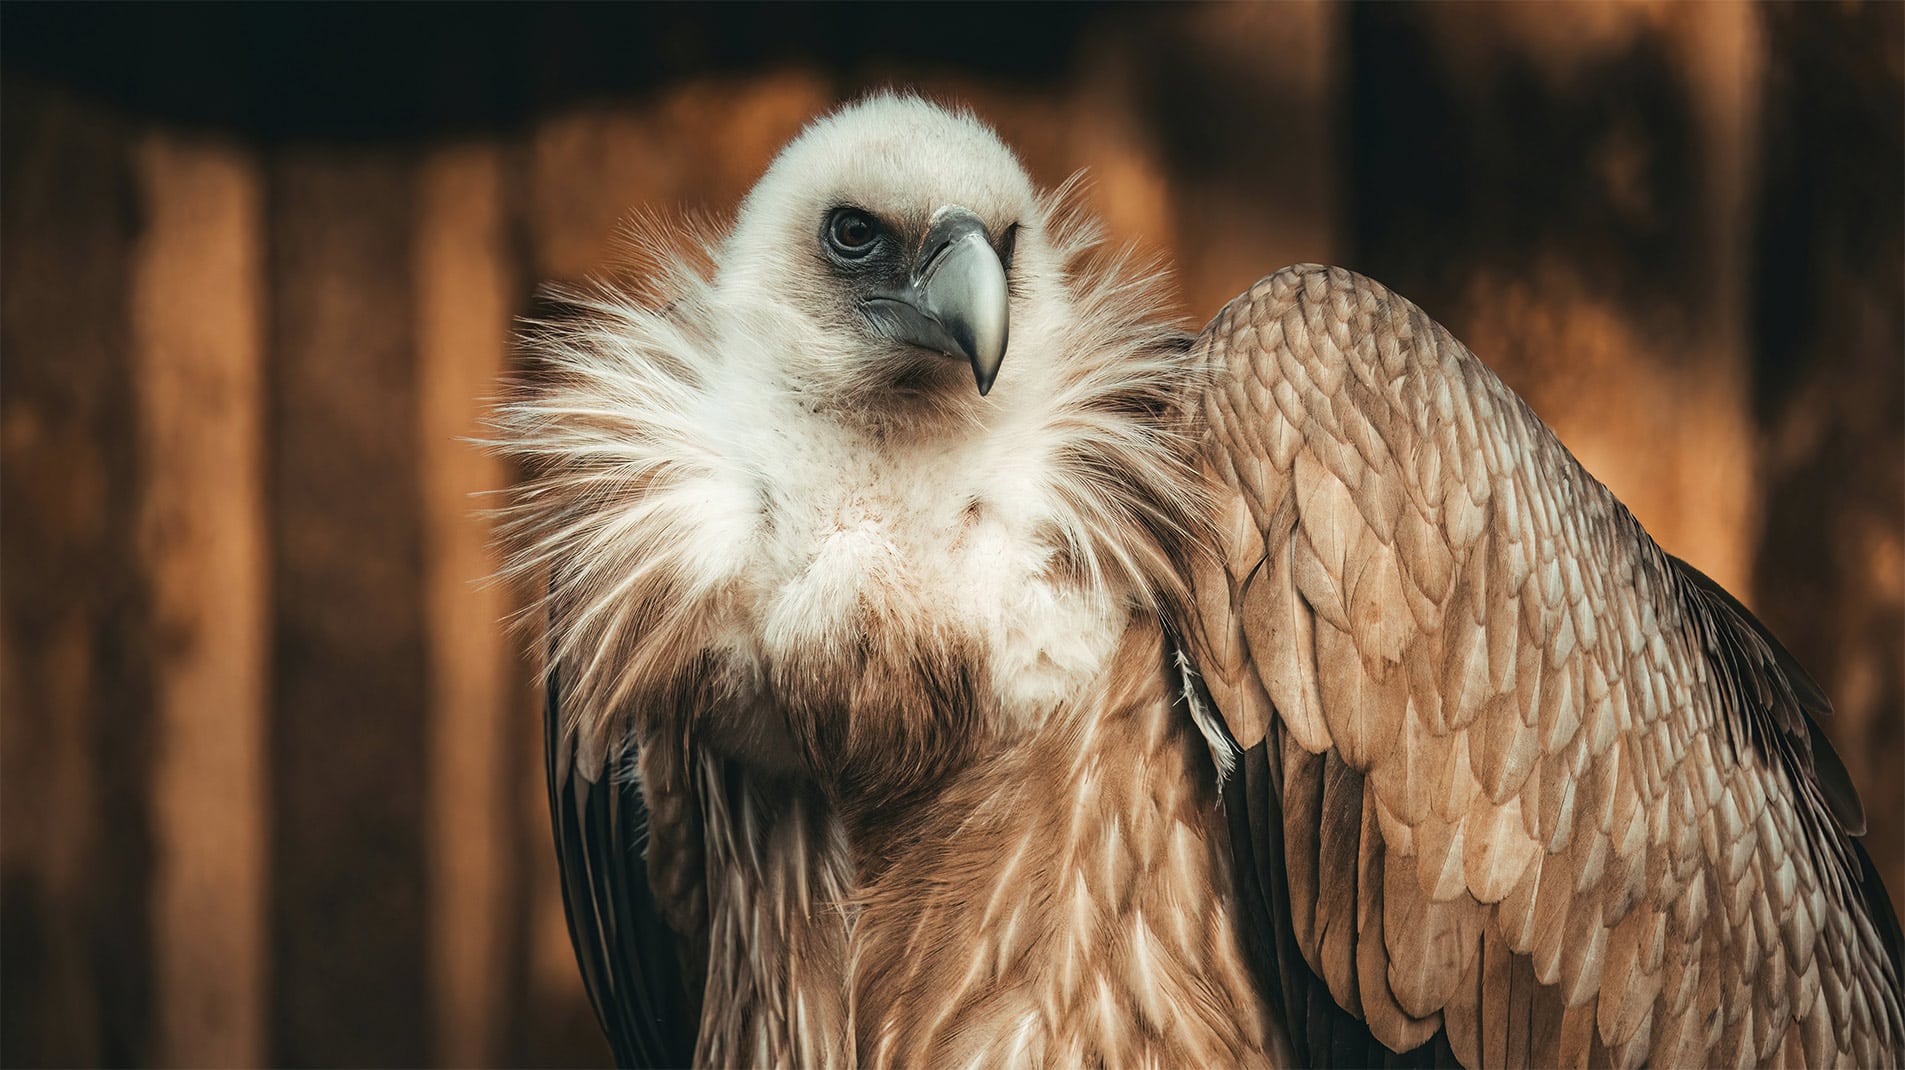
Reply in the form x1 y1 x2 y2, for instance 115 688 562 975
416 142 515 1069
266 149 430 1068
0 83 154 1068
131 131 269 1070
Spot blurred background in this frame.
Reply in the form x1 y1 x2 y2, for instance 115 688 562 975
2 2 1899 1066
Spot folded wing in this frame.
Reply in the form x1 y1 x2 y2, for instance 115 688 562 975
1175 264 1904 1068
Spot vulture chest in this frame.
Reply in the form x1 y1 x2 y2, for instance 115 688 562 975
740 439 1127 746
684 424 1277 1066
691 614 1277 1068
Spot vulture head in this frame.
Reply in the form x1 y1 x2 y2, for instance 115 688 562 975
501 92 1198 793
715 95 1054 402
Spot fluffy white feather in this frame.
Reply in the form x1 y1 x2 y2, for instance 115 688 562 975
492 92 1208 783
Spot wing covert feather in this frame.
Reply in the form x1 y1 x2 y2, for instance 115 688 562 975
1179 265 1904 1068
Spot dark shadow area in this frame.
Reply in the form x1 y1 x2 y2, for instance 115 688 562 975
1348 5 1708 336
1749 1 1905 908
0 86 156 1068
2 2 1111 143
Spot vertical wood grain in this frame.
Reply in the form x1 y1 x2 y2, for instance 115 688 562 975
266 150 430 1068
416 142 515 1069
131 132 269 1070
0 85 153 1068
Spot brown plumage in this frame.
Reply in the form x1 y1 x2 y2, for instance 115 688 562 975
496 97 1903 1068
1187 267 1903 1069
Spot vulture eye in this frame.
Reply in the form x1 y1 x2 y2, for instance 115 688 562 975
826 208 880 258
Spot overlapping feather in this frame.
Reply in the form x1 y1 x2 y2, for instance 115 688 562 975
1180 264 1904 1068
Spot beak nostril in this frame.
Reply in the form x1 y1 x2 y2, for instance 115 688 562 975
915 236 957 284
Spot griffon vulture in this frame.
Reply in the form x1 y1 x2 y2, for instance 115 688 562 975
494 95 1904 1068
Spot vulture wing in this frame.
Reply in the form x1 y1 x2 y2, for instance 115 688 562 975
1173 264 1905 1068
546 663 698 1069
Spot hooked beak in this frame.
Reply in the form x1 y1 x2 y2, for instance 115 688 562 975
864 207 1010 396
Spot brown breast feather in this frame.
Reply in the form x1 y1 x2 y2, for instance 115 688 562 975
849 617 1275 1069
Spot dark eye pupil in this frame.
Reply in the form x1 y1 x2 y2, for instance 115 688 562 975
831 212 875 250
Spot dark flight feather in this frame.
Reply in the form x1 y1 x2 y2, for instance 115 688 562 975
546 664 696 1069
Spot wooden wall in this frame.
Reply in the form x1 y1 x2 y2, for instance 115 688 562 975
2 4 1898 1066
